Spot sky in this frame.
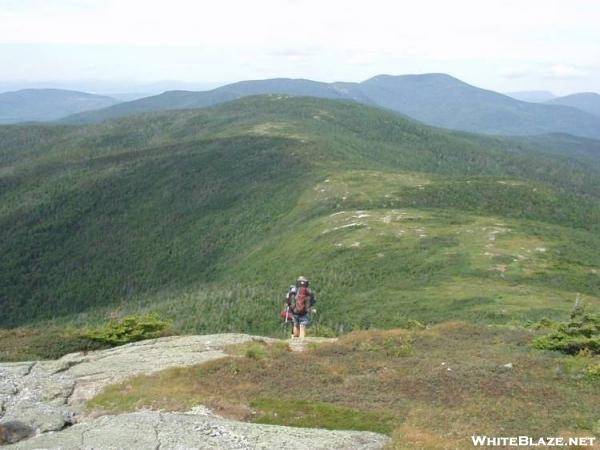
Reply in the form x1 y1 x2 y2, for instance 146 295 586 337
0 0 599 95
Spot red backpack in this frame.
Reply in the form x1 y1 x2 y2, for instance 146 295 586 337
293 286 309 315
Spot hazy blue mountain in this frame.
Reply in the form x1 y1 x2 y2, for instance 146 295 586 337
353 74 600 138
107 92 154 102
0 80 223 97
0 89 120 123
545 92 600 117
63 79 356 123
62 74 600 139
505 90 556 102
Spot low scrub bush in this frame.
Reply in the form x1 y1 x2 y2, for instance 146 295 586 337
308 324 337 338
532 303 600 355
383 335 414 357
532 317 559 329
406 319 426 330
0 327 108 361
84 313 171 346
586 364 600 379
244 343 270 360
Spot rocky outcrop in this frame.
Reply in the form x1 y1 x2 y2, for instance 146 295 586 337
0 422 34 445
0 334 262 435
8 410 388 450
0 334 389 449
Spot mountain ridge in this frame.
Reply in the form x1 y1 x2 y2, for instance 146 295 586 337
61 74 600 139
0 88 120 124
545 92 600 117
2 95 599 331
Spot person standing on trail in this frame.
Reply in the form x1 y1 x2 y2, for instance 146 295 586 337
286 276 316 339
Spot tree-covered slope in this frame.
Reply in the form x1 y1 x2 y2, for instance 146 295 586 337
0 89 120 124
1 96 599 331
63 74 600 139
505 133 600 162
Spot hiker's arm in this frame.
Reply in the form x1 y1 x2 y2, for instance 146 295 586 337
286 287 296 306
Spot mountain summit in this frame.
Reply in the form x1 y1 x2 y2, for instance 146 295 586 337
545 92 600 117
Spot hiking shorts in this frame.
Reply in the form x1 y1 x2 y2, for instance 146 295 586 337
292 313 310 326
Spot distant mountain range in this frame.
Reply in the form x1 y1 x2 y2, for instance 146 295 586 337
0 89 120 123
506 91 600 118
545 93 600 117
62 74 600 139
2 76 600 139
505 91 556 102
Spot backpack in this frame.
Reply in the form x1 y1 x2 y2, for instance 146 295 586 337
293 286 309 315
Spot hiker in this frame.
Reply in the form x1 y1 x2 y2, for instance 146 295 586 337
286 276 316 339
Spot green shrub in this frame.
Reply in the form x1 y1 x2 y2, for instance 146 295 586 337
586 363 600 379
532 304 600 355
577 348 594 358
533 317 558 329
37 334 109 359
383 335 414 357
308 324 337 338
406 319 426 330
84 313 171 346
0 327 109 361
244 343 270 360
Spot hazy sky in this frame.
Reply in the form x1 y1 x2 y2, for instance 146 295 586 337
1 0 599 95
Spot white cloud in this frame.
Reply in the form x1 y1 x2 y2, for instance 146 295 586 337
501 67 534 79
0 0 598 93
543 64 588 79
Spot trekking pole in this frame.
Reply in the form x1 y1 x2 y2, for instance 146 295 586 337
283 304 290 337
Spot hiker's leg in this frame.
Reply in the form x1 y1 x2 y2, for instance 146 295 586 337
298 314 310 339
293 323 300 337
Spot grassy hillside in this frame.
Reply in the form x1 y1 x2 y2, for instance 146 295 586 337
87 323 600 449
1 96 600 334
63 74 600 140
0 89 120 123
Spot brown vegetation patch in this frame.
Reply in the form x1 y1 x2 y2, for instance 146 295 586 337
88 323 600 448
